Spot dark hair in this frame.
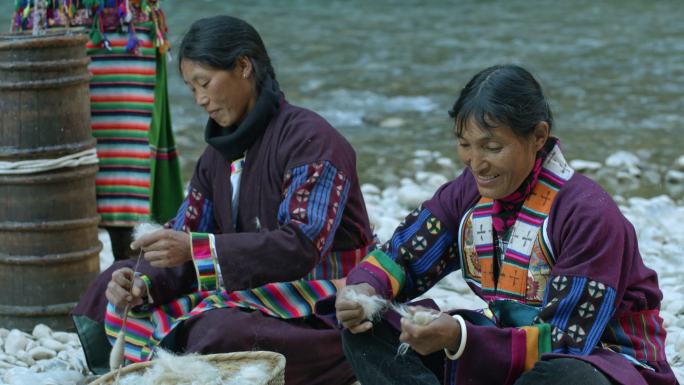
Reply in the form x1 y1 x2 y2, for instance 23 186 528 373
178 15 276 89
449 64 553 137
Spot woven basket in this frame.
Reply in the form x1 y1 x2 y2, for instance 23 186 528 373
88 351 286 385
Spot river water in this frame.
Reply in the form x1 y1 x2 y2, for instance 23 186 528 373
5 1 683 198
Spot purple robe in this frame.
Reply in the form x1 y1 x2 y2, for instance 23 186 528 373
343 164 678 385
74 99 373 385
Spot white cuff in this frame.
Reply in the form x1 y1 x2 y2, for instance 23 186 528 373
444 314 467 360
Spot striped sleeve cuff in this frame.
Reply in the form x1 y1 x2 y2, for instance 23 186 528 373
129 273 154 317
520 324 552 371
190 232 221 291
353 249 406 299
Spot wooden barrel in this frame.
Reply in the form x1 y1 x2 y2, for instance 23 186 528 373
0 29 102 331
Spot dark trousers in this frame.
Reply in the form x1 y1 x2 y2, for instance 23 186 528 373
105 226 137 261
342 321 613 385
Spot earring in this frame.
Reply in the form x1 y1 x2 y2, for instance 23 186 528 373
243 73 247 79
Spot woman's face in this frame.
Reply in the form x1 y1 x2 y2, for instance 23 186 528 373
180 58 257 128
456 119 548 200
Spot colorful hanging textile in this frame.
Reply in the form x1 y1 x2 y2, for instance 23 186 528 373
11 0 183 225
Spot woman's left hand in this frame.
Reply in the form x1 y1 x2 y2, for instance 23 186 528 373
399 312 461 356
130 229 192 268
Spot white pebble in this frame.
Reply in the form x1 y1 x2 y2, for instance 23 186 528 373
0 328 9 338
50 332 74 345
4 331 28 355
2 367 41 383
665 170 684 184
24 340 37 352
605 151 641 169
569 159 602 173
39 338 66 352
28 346 57 361
379 117 405 128
1 353 17 364
361 183 381 196
436 157 455 169
14 350 35 366
674 155 684 171
31 324 52 340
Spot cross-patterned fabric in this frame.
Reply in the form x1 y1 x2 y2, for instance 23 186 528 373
469 142 574 302
278 161 351 256
351 206 458 300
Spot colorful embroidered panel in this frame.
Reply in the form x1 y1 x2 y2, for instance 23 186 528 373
104 279 339 363
602 310 668 363
537 276 618 355
306 247 368 280
459 210 555 306
353 206 458 299
464 143 573 302
168 187 216 233
278 161 351 256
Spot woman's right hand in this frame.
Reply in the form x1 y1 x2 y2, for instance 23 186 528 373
105 267 148 308
335 283 377 334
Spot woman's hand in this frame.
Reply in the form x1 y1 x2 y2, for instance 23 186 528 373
105 267 148 308
130 229 192 268
399 312 461 356
335 283 377 334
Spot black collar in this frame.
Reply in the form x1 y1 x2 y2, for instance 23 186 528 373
205 75 281 162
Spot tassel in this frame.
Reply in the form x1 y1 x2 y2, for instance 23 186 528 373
88 13 102 45
125 22 140 54
133 222 163 241
124 0 132 22
22 3 31 20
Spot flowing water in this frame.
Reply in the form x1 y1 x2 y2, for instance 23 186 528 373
5 0 683 198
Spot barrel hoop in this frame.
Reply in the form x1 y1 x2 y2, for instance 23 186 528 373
0 148 98 175
0 302 77 317
0 73 91 90
0 243 102 266
0 139 96 161
0 162 97 184
0 30 89 50
0 57 91 71
0 215 101 232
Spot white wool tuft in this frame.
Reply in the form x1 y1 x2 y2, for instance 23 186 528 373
392 304 441 356
342 289 389 321
133 222 163 242
224 361 271 385
391 303 440 326
123 349 224 385
114 350 275 385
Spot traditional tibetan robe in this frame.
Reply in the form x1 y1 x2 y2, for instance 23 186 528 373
343 140 678 385
73 78 374 385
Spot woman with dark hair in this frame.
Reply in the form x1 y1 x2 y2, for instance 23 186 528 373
332 64 679 385
72 15 373 385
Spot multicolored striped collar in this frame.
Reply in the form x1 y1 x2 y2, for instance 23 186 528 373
471 141 574 302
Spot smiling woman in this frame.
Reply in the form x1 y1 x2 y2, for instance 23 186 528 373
72 15 374 385
333 65 679 385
